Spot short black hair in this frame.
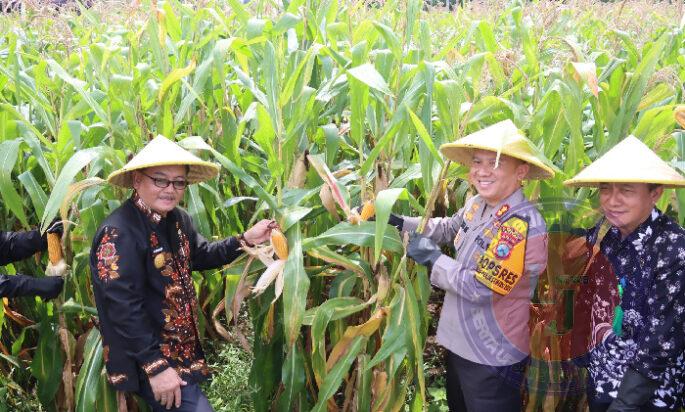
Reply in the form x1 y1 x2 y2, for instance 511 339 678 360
647 183 662 192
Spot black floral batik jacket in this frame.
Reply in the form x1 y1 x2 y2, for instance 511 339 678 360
89 193 242 392
576 209 685 409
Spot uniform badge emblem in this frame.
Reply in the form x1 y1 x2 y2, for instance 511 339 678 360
493 223 525 259
495 204 510 218
465 202 480 222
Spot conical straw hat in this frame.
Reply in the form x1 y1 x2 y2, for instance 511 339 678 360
107 136 220 188
564 135 685 188
439 119 556 180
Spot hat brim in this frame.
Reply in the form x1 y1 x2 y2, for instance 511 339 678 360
107 161 220 188
563 136 685 188
563 177 685 189
440 144 556 180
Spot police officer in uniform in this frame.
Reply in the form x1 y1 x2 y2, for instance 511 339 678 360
398 120 556 411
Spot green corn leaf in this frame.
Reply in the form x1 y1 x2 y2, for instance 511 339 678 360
278 343 305 411
158 60 196 103
0 139 29 227
96 368 119 412
311 336 366 412
283 223 309 348
347 63 393 96
31 320 63 407
75 328 104 412
41 147 104 232
303 221 403 254
374 188 407 264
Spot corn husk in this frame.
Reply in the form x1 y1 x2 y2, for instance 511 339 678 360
252 259 286 296
675 105 685 129
287 153 308 188
319 184 340 221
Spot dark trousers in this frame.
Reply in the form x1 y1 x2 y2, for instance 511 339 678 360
445 350 527 412
586 378 676 412
136 380 214 412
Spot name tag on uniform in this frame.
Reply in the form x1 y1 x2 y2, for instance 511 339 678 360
474 216 528 295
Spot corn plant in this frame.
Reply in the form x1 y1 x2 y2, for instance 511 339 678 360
1 0 685 411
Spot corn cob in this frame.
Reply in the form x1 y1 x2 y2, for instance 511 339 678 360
360 201 375 221
47 232 62 265
46 231 68 277
271 230 289 260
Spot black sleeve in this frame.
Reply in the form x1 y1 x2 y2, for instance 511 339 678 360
91 226 169 378
0 274 63 299
0 230 47 265
179 213 243 271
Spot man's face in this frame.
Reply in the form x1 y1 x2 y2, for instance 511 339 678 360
599 182 663 237
132 165 188 214
468 150 529 206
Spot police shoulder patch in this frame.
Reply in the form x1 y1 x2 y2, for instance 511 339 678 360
474 215 529 295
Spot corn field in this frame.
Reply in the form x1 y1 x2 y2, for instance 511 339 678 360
1 0 685 411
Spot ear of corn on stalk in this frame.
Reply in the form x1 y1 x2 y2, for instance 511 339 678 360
271 230 289 260
360 201 375 221
47 233 62 265
675 105 685 129
46 232 68 277
287 153 308 188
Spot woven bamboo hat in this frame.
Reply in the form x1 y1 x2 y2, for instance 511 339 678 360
564 135 685 188
439 119 556 180
107 136 220 188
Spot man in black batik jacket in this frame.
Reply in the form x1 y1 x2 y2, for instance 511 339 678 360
90 136 275 412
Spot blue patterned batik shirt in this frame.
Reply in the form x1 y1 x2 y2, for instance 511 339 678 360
588 209 685 409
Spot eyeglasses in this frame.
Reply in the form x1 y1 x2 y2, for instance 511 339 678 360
141 172 188 190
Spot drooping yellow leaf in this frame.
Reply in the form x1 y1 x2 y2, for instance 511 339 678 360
571 62 599 98
157 60 197 103
326 309 386 371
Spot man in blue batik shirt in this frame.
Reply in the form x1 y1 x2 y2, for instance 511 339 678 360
566 136 685 412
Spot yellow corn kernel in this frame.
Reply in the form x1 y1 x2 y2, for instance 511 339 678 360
47 232 62 265
360 201 375 221
271 230 289 260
